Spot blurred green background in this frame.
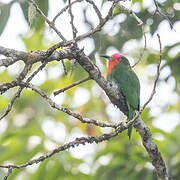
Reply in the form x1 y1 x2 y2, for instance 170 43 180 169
0 0 180 179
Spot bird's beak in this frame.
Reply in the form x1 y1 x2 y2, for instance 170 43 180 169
100 55 113 61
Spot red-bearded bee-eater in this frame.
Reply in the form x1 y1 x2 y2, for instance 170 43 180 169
101 53 140 139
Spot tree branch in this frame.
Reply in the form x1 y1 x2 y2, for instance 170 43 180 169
54 76 91 96
134 34 169 180
134 118 169 180
68 0 77 39
0 63 32 94
0 46 74 65
0 46 30 64
28 0 66 41
19 81 119 128
141 34 162 111
52 0 83 24
0 62 47 120
85 0 103 23
0 126 126 171
132 26 147 67
153 0 175 30
116 3 143 25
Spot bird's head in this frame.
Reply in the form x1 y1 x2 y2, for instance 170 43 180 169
101 53 122 77
101 53 121 62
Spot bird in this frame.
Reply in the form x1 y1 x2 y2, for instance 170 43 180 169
101 53 140 138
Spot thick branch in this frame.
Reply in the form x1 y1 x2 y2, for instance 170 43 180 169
0 46 74 66
134 118 169 180
0 46 29 64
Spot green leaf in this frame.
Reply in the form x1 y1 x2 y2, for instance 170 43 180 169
0 3 11 35
21 31 45 51
19 0 49 31
132 0 143 4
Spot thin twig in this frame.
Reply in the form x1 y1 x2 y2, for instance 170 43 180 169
141 33 162 111
0 62 47 121
85 0 103 23
153 0 175 31
4 167 12 180
61 59 68 75
130 11 143 26
74 1 116 41
44 1 117 57
54 77 91 96
0 64 32 94
0 126 126 171
68 0 77 39
0 89 22 121
20 81 122 128
116 3 143 25
132 26 147 67
52 0 83 24
27 0 66 41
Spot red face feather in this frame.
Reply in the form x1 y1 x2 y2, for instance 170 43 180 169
106 53 121 77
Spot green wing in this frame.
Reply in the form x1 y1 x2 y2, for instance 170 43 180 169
107 62 140 114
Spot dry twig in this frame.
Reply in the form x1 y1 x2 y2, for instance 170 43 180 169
116 3 143 25
27 0 66 40
153 0 175 30
0 64 32 94
85 0 103 23
52 0 83 24
0 126 126 172
132 26 147 67
0 62 47 121
141 34 162 111
68 0 77 39
54 76 91 96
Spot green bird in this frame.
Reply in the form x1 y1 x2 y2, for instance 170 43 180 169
101 53 140 138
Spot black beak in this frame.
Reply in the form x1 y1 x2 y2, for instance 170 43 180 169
100 55 113 61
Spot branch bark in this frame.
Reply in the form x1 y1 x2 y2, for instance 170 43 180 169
134 118 169 180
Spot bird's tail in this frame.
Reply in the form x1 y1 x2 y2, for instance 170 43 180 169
127 106 134 139
128 125 133 139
